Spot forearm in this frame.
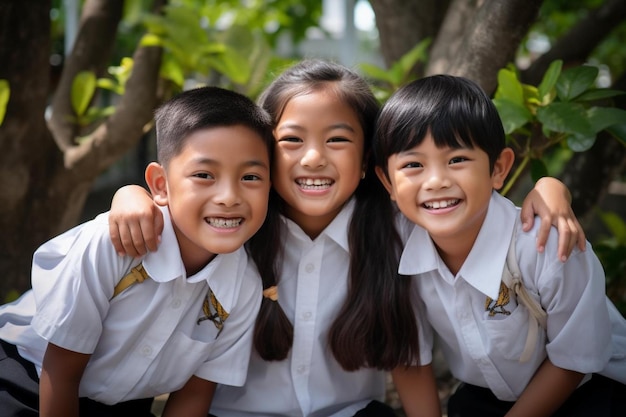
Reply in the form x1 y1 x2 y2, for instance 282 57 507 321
161 375 216 417
39 343 90 417
392 364 441 417
505 359 584 417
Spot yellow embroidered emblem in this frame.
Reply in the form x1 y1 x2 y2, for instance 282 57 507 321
485 281 511 316
198 289 230 335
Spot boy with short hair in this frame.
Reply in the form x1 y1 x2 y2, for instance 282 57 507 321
374 75 626 417
0 86 273 417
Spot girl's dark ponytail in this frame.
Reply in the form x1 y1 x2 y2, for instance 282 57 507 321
247 190 293 360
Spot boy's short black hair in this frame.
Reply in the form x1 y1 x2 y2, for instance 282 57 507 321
155 86 274 167
374 75 506 175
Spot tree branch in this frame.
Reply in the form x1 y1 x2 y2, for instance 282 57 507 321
521 0 626 85
48 0 123 150
64 45 162 176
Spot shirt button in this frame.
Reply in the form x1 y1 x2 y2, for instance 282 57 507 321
305 263 314 273
140 345 153 356
171 298 182 308
302 312 312 320
296 365 306 374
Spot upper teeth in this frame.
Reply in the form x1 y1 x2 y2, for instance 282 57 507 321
208 218 242 228
425 199 458 209
298 178 332 186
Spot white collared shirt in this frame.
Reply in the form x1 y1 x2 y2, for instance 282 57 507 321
398 192 626 401
211 199 386 417
0 206 261 404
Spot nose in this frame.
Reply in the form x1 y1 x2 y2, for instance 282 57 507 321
214 180 241 207
300 144 326 169
423 167 451 190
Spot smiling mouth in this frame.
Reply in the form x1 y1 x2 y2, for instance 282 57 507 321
296 178 333 190
207 217 243 228
423 199 460 209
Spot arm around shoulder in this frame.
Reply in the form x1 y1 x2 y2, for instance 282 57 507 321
392 364 441 417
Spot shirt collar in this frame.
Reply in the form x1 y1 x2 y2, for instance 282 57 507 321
141 206 246 313
399 192 517 299
281 198 354 253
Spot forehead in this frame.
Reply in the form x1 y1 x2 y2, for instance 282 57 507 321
175 125 270 164
279 90 362 131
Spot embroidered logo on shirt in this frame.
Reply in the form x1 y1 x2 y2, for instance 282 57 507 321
485 281 511 317
198 289 229 336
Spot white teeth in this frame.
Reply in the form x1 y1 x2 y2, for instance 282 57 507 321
297 178 332 189
424 199 459 209
208 218 242 228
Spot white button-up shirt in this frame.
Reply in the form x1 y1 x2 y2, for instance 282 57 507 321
398 192 626 401
211 199 386 417
0 206 261 404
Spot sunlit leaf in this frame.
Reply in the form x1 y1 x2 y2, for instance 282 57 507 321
0 79 10 126
495 68 524 106
537 60 562 100
71 71 96 117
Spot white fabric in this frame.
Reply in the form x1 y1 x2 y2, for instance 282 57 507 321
211 199 386 417
398 192 626 401
0 206 261 404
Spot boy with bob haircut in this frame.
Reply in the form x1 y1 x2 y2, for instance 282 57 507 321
0 86 273 417
374 75 626 417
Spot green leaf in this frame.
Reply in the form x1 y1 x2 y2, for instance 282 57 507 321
495 68 524 106
0 79 10 126
493 98 533 134
71 71 97 117
606 124 626 146
536 102 594 137
139 33 164 48
359 63 395 84
566 133 596 152
537 60 562 100
587 107 626 133
396 38 431 78
529 158 549 182
556 65 598 101
207 49 251 85
160 55 185 87
597 211 626 243
574 88 626 102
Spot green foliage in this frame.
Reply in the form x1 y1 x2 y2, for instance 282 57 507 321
0 79 9 126
359 39 431 102
593 209 626 314
493 60 626 195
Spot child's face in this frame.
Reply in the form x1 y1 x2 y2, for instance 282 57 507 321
272 89 364 237
147 125 271 273
379 133 511 248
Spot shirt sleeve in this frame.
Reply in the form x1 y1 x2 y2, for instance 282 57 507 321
521 232 612 374
30 212 133 354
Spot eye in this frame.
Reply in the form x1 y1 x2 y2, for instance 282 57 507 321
449 156 469 164
242 174 262 181
402 161 423 169
327 136 350 143
277 136 302 143
193 172 214 179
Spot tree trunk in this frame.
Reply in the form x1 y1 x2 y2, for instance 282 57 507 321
0 0 162 301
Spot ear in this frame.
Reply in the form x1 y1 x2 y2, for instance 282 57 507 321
491 148 515 190
375 166 396 201
145 162 169 206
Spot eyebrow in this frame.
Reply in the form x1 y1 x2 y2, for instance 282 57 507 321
276 122 356 133
193 157 269 169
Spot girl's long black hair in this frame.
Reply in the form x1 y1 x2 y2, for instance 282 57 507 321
249 59 419 369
